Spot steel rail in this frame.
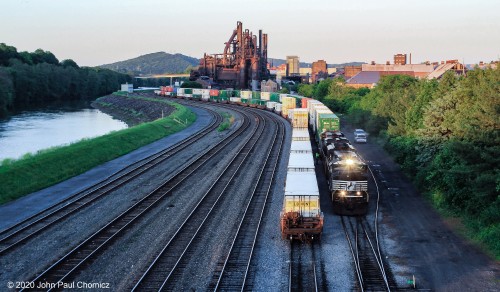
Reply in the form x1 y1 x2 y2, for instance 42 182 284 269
21 106 252 292
0 106 222 255
212 112 285 291
132 110 265 291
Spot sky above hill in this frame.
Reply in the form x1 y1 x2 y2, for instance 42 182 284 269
1 0 499 66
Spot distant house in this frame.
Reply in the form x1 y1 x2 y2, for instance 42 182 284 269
121 83 133 93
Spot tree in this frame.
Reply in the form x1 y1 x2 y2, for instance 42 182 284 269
60 59 79 69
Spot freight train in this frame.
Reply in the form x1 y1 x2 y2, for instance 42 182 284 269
154 86 369 216
280 130 323 241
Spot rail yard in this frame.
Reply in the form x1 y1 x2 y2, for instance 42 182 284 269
1 90 498 291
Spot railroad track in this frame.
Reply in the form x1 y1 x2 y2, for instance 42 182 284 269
0 105 222 256
340 161 397 292
208 111 285 291
131 109 268 291
289 241 319 292
20 106 255 291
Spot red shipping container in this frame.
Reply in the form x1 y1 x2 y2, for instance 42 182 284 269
210 89 220 96
301 98 311 108
166 86 174 92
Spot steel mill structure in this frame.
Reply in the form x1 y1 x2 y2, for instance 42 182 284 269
190 21 269 90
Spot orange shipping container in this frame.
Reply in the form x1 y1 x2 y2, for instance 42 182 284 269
210 89 219 96
301 98 311 109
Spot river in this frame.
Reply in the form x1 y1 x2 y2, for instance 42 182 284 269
0 102 127 161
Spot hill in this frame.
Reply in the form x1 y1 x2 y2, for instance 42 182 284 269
99 52 200 76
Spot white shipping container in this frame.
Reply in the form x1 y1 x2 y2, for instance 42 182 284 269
261 92 271 100
177 88 185 96
241 90 252 98
288 152 315 172
292 128 310 141
202 89 211 95
310 105 330 127
284 172 321 217
290 140 313 153
275 103 282 113
230 97 242 102
266 101 277 110
193 88 203 95
201 94 210 101
288 109 295 121
279 93 288 102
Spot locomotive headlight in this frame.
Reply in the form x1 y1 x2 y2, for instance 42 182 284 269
356 191 361 195
346 159 354 165
340 191 346 196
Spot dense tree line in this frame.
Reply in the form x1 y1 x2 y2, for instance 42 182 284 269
299 67 499 257
0 43 131 116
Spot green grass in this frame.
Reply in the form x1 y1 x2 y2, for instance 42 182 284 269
0 98 196 205
217 112 234 132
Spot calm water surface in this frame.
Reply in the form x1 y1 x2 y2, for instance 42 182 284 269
0 105 127 161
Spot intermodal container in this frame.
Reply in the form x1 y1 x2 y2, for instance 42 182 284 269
283 171 321 218
292 128 310 141
290 108 308 128
301 98 311 109
275 103 282 114
229 97 241 103
266 101 277 110
240 90 252 99
282 96 297 118
252 91 260 99
177 88 185 97
210 89 219 96
316 112 340 135
270 92 280 102
279 93 288 103
184 88 193 94
261 92 271 101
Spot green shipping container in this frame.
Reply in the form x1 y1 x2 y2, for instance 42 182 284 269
233 90 241 97
184 88 193 94
317 113 340 135
270 93 280 102
192 94 202 99
252 91 260 99
219 90 228 98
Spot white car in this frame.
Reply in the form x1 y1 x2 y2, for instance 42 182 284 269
354 133 367 143
354 129 366 137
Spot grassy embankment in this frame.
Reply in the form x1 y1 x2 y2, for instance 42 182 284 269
0 96 196 204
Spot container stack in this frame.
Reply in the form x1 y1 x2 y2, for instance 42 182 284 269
289 108 308 128
281 96 296 118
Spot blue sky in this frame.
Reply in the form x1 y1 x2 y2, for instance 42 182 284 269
1 0 499 66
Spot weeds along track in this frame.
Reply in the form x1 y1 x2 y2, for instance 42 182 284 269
0 105 222 256
208 112 285 291
20 106 256 291
131 108 269 291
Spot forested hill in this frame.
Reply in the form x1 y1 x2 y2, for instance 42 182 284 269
99 52 200 75
0 43 131 117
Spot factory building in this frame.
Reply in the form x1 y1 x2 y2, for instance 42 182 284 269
286 56 300 76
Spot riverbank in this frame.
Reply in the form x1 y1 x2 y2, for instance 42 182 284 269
0 94 196 204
